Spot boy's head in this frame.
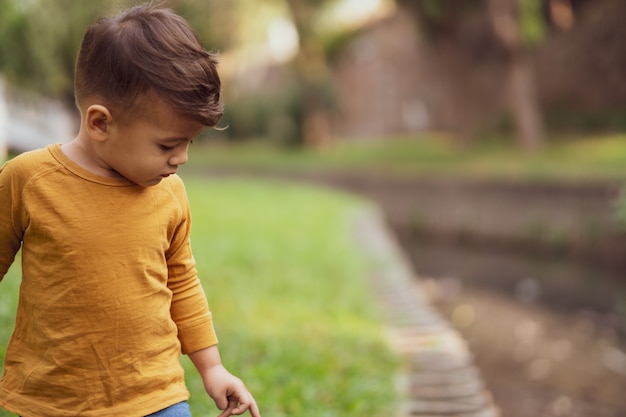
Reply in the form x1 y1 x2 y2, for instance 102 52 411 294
74 2 223 127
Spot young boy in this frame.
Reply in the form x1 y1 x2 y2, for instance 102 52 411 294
0 3 260 417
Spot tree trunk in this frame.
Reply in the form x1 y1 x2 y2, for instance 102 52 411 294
285 0 333 148
488 0 544 151
509 49 544 151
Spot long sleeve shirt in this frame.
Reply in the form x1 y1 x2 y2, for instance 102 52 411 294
0 144 218 417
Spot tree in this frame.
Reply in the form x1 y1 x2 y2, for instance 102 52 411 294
284 0 334 148
488 0 545 150
0 0 340 146
0 0 234 105
397 0 546 150
0 1 132 105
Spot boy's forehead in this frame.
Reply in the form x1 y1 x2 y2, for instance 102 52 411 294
130 92 189 124
132 92 205 135
133 91 175 116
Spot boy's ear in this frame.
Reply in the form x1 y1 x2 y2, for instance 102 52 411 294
85 104 114 141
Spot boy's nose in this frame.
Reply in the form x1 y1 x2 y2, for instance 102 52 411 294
170 150 188 166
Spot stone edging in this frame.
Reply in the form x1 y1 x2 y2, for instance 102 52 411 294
352 206 501 417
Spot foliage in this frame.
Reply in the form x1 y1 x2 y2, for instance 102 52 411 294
171 0 237 51
0 0 341 146
519 0 547 45
0 0 108 99
221 78 305 145
398 0 547 45
0 0 235 100
396 0 484 41
0 177 399 417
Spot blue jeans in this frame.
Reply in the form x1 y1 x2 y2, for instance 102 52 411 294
146 401 192 417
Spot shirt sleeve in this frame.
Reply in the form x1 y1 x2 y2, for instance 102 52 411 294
166 178 218 354
0 159 26 281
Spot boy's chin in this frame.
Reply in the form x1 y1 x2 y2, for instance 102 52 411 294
131 177 164 187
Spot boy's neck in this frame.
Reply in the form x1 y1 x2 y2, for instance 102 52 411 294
61 135 119 179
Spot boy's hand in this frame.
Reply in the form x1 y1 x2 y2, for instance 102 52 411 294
188 346 260 417
203 364 260 417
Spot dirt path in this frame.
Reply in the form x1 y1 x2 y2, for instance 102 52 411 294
425 284 626 417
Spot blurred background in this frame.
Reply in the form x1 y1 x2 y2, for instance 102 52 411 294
1 0 625 148
1 0 625 416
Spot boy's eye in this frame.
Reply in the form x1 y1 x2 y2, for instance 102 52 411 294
159 141 192 152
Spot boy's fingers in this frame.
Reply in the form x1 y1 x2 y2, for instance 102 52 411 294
244 395 261 417
217 399 237 417
224 392 260 417
239 392 261 417
214 395 229 411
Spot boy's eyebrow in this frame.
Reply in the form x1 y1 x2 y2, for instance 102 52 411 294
159 136 194 143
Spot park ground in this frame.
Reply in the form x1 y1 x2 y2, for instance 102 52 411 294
184 133 626 417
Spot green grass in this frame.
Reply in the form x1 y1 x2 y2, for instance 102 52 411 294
0 177 399 417
190 133 626 182
0 258 20 417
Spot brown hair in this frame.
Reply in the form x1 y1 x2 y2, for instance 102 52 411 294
74 2 223 127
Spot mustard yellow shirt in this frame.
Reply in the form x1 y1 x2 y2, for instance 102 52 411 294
0 144 218 416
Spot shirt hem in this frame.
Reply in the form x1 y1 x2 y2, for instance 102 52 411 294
0 387 190 417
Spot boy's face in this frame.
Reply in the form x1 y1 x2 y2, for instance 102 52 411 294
99 95 204 187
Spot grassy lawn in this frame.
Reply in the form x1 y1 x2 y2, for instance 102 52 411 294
0 177 399 417
189 133 626 182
